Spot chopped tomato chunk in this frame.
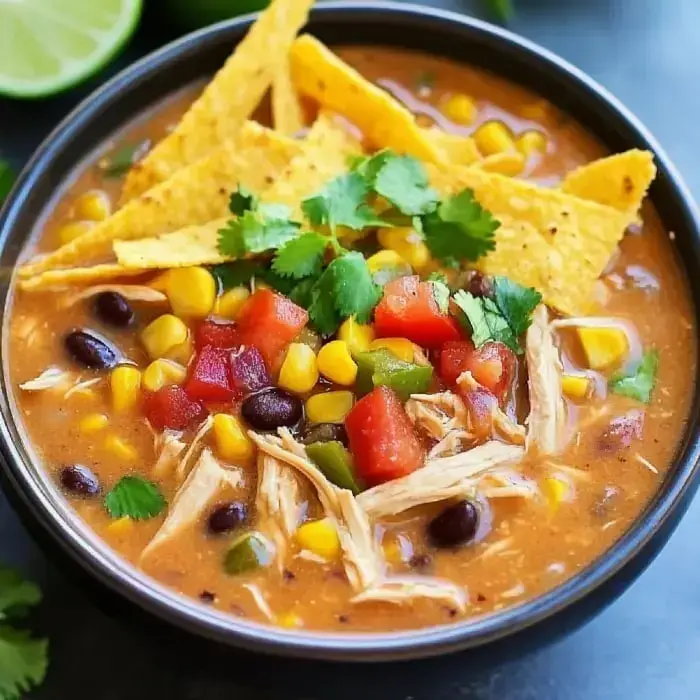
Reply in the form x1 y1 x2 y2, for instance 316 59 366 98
345 386 425 486
230 346 270 395
439 340 515 403
235 289 308 371
143 385 207 431
373 275 462 349
184 345 234 402
195 319 239 351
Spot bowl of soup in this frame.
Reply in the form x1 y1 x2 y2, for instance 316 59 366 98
1 0 699 661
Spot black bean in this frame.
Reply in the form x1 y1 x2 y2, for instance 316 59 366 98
199 590 217 604
94 291 134 327
60 464 100 496
300 423 348 447
207 501 248 534
408 553 433 572
241 388 303 432
427 499 479 548
64 329 119 370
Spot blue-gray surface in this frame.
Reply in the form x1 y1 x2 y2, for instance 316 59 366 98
1 1 699 698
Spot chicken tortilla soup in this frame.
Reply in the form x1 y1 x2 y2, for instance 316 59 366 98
6 0 695 632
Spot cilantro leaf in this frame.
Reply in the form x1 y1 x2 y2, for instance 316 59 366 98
492 276 542 337
454 290 518 352
0 570 41 621
486 0 514 21
609 349 659 403
272 232 328 279
98 139 150 178
104 476 166 520
218 210 300 258
211 261 263 290
308 280 342 336
228 186 258 216
0 160 16 202
288 277 319 308
258 267 298 296
0 626 48 700
429 280 450 314
422 189 499 266
372 154 439 216
426 271 449 285
302 172 387 233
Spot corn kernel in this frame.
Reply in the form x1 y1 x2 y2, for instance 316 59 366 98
306 391 354 424
57 220 93 246
296 519 341 560
382 541 404 565
142 359 187 392
106 516 134 538
473 120 515 156
369 338 415 363
214 286 250 319
519 100 549 122
317 341 357 386
577 327 629 370
104 435 138 462
165 267 217 318
442 93 477 126
479 152 525 177
338 317 375 357
73 189 111 221
141 314 189 360
277 612 303 629
278 343 319 394
165 335 194 365
542 475 571 516
377 227 430 271
516 130 548 158
561 373 592 401
366 250 408 274
110 366 142 413
78 413 108 435
148 271 171 292
213 414 255 463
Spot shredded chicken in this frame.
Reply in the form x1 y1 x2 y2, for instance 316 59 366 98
141 449 242 560
351 576 467 612
62 284 167 307
242 583 275 622
406 391 471 441
19 367 71 391
427 430 473 459
152 431 187 478
63 377 102 399
175 416 214 481
525 304 566 455
357 441 525 518
256 454 300 537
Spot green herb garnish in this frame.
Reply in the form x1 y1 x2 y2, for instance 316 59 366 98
0 160 16 202
486 0 514 21
272 231 328 279
609 349 659 403
0 568 48 700
228 186 258 216
429 279 451 314
98 140 150 178
104 476 166 520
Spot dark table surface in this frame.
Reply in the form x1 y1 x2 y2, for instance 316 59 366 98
1 0 699 698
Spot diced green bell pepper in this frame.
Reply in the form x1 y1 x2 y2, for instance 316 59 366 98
306 441 362 494
355 349 433 401
223 531 273 575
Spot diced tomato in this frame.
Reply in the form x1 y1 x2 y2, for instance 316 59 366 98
345 386 425 487
195 319 239 351
230 346 270 395
439 340 515 403
143 385 207 431
373 275 462 349
235 289 308 371
184 345 234 402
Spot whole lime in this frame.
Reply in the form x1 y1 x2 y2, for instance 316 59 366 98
164 0 270 30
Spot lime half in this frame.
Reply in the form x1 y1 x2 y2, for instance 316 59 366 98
0 0 142 98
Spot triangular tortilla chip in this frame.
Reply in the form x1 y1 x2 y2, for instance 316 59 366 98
424 127 481 166
272 59 305 136
121 0 314 201
18 264 147 291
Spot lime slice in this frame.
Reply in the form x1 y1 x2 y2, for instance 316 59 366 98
0 0 142 98
163 0 269 31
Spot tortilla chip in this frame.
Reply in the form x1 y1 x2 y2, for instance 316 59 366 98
272 59 305 136
561 149 655 214
424 127 481 166
290 35 444 163
478 151 526 177
427 163 636 315
18 122 299 279
121 0 314 201
18 264 147 292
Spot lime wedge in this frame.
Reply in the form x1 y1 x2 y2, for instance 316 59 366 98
0 0 142 98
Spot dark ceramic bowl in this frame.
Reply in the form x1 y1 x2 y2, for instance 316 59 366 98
1 1 699 663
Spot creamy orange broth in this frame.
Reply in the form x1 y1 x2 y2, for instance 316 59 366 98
7 47 695 631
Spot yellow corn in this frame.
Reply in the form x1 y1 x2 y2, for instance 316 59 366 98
369 338 415 363
377 227 431 271
479 152 526 177
561 373 592 401
165 335 194 366
382 540 405 565
165 267 217 318
277 612 303 629
516 130 548 158
212 414 255 463
278 343 319 394
366 249 408 274
214 286 250 319
73 190 111 221
141 314 189 360
296 519 341 560
306 391 354 424
78 413 108 435
148 271 171 292
57 220 93 245
441 93 477 126
142 359 187 392
110 366 142 412
519 100 549 121
338 317 375 357
105 516 134 538
542 475 570 516
317 341 357 386
295 327 322 354
473 120 515 156
577 327 629 371
104 435 138 462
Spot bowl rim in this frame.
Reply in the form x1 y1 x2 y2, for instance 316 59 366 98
1 0 700 661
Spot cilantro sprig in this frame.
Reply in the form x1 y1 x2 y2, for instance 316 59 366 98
609 349 659 403
104 476 166 520
0 160 16 202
